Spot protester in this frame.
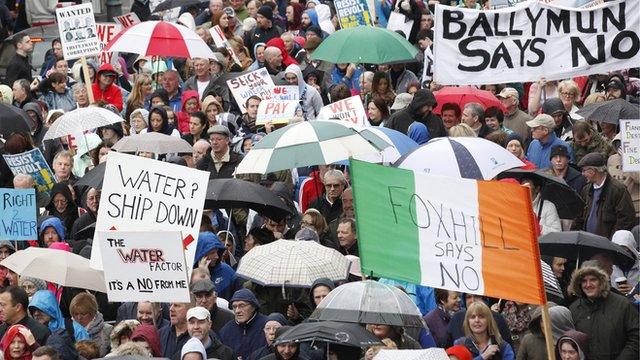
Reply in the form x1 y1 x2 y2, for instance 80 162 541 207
0 286 51 345
526 114 574 169
424 289 460 348
453 301 515 360
219 289 268 360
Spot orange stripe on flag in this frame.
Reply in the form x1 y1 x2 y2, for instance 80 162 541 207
477 181 546 305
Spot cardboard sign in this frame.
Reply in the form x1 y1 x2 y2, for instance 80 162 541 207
256 100 299 125
0 189 37 241
335 0 373 29
98 230 191 302
96 23 121 65
386 12 413 40
272 86 300 101
317 95 368 126
433 1 640 85
91 152 209 272
3 149 56 196
209 25 241 66
56 3 100 60
227 68 275 113
620 119 640 172
113 12 141 28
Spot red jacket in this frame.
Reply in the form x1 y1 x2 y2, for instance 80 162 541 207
91 63 123 111
176 90 201 134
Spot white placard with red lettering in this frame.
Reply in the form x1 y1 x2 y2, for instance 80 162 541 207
256 100 299 125
56 3 101 60
96 22 121 65
226 68 275 113
113 12 141 28
272 86 300 101
317 95 368 126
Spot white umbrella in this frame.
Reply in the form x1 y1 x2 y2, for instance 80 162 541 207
43 107 123 141
374 349 448 360
1 247 106 292
236 239 350 287
112 132 194 154
394 137 524 180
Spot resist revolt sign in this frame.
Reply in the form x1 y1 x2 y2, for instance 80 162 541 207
433 1 639 85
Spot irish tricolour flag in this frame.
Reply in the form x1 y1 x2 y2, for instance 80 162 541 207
350 160 546 305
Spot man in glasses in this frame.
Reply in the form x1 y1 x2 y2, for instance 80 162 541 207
91 63 123 111
308 169 347 223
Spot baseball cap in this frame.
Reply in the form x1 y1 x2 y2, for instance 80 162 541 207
186 306 210 321
497 87 519 99
526 114 555 129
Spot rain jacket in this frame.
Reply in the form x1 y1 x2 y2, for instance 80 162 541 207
131 324 162 357
266 38 298 67
181 337 207 360
176 90 201 135
196 148 244 180
308 278 334 309
516 305 574 360
28 290 90 341
569 266 639 360
41 87 76 113
408 122 430 145
45 184 78 237
39 217 66 242
24 102 62 165
219 289 269 360
283 64 322 120
194 232 240 300
92 63 123 111
1 324 36 360
386 89 446 138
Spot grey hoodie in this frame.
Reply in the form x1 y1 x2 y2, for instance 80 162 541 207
284 64 323 120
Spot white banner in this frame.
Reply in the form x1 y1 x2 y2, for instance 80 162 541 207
113 12 141 28
56 4 100 60
256 100 299 125
272 85 300 101
91 152 209 272
433 0 640 85
620 119 640 172
317 95 368 126
98 230 191 302
227 68 275 113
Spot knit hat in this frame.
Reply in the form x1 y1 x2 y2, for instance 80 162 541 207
446 345 472 360
257 5 273 21
295 228 319 242
18 277 47 293
229 288 260 309
549 145 570 160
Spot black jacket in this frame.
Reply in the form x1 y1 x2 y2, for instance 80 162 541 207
196 149 243 180
308 196 342 224
386 89 446 138
0 314 51 345
171 331 236 360
5 53 33 86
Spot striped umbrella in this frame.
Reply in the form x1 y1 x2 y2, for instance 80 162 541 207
540 260 563 301
234 121 388 174
393 137 524 180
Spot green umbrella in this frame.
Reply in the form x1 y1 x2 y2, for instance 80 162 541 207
310 26 419 64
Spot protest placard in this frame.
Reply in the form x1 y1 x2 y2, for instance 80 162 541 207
272 86 300 101
256 100 299 125
0 189 36 241
209 25 241 66
421 46 434 89
335 0 373 29
620 119 640 172
96 23 121 65
98 230 191 302
350 160 545 305
433 1 640 85
386 12 413 40
227 68 275 113
3 149 56 196
56 3 100 60
317 95 368 126
113 12 141 28
91 152 208 272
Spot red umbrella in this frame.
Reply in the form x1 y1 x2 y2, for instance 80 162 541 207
103 21 215 59
433 86 504 115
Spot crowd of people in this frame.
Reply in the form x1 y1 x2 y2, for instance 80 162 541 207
0 0 638 359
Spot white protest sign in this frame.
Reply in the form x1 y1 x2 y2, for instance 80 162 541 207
317 95 368 126
98 230 190 302
91 152 209 272
97 23 121 65
256 100 299 125
433 1 640 85
421 46 434 89
620 119 640 172
56 3 101 60
272 86 300 101
227 68 275 113
113 12 141 28
209 25 241 66
387 12 413 40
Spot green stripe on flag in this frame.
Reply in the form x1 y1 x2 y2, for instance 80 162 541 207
350 160 421 284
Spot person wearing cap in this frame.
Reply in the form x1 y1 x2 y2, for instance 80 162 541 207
283 64 322 120
196 124 243 180
525 113 573 169
249 313 290 360
571 152 635 239
570 121 614 164
219 289 269 360
91 63 123 112
497 87 532 143
387 89 446 137
190 279 234 333
390 93 412 114
176 307 235 360
244 5 282 58
544 144 587 195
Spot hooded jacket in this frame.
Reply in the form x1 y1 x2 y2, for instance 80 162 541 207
386 89 446 138
39 216 66 242
92 63 124 111
28 290 90 341
44 183 79 236
176 90 201 134
309 278 334 309
266 38 298 67
284 64 322 120
23 102 63 165
542 98 573 140
110 319 140 351
181 337 207 360
131 324 162 357
555 330 589 360
194 232 239 300
569 266 639 360
219 289 269 360
1 324 34 360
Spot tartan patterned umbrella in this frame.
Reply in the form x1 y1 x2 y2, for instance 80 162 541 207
236 239 350 287
234 121 388 174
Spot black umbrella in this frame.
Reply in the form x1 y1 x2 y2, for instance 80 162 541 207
205 178 293 221
497 168 584 219
0 103 31 139
75 162 106 189
575 98 640 124
273 321 383 348
539 231 635 270
152 0 203 13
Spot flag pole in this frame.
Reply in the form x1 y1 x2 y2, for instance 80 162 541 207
541 303 556 360
80 56 95 104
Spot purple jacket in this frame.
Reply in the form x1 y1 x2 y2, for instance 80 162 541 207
423 307 450 348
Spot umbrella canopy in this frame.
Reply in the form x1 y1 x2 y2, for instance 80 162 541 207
0 103 30 138
540 260 563 301
153 0 202 12
274 321 382 348
234 121 387 174
43 107 123 141
236 239 350 287
310 26 418 64
432 86 504 115
75 161 106 189
394 137 524 180
112 132 194 154
308 280 425 327
373 349 448 360
575 98 640 124
539 231 636 269
104 21 215 59
1 247 106 292
496 168 584 219
205 178 293 221
335 126 418 165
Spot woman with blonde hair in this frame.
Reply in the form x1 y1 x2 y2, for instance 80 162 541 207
125 74 153 121
557 80 581 114
455 301 515 360
449 123 477 138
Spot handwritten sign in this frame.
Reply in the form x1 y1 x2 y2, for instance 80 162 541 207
0 189 37 241
91 152 208 272
113 12 141 28
256 100 299 125
227 68 275 113
56 3 100 60
98 230 190 302
3 149 56 196
209 25 241 66
386 12 413 40
272 86 299 101
620 119 640 172
317 95 368 126
335 0 373 29
96 23 121 65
